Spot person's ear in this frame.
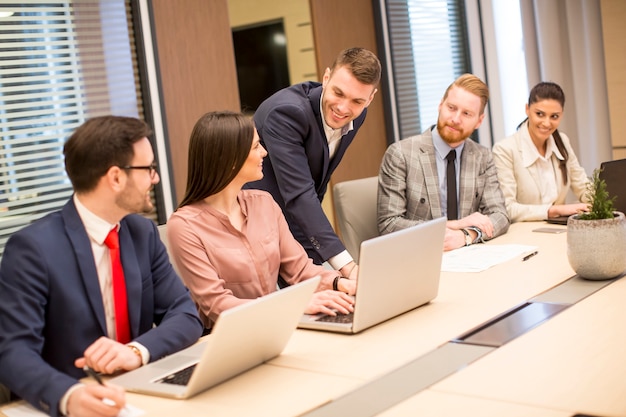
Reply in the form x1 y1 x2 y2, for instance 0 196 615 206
474 112 486 130
364 88 378 108
322 67 331 87
105 166 126 192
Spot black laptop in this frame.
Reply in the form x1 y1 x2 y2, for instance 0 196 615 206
545 216 570 225
599 158 626 214
545 158 626 225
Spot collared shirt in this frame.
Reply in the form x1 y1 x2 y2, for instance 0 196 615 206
432 127 465 218
320 91 354 159
319 91 354 269
61 196 148 415
167 190 340 328
74 195 119 340
521 134 562 205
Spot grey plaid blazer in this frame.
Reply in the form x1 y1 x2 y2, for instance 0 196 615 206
377 128 509 238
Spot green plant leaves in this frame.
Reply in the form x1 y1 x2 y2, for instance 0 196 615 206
578 168 616 220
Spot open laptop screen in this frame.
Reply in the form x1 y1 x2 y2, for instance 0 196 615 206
599 158 626 214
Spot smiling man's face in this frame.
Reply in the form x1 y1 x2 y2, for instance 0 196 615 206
321 65 377 130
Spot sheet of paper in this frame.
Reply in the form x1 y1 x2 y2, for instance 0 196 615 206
441 244 539 273
3 402 144 417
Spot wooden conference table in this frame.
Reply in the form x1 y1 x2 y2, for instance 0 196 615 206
380 272 626 417
2 222 624 416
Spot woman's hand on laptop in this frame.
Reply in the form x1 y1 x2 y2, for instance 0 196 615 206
547 203 590 218
305 290 355 316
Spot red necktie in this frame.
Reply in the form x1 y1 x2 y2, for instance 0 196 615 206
104 227 131 344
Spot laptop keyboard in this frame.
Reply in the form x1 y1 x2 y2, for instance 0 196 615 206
159 363 197 386
315 312 354 323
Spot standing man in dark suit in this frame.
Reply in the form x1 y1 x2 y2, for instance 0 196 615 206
246 47 381 280
378 74 509 251
0 116 203 417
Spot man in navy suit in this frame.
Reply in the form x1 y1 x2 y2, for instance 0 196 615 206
0 116 203 417
246 47 381 281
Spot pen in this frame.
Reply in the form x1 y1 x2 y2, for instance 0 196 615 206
83 366 104 385
522 251 538 262
83 366 117 407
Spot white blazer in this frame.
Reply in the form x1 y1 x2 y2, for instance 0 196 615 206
492 123 589 222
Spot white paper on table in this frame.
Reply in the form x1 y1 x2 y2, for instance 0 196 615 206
441 244 539 273
3 402 144 417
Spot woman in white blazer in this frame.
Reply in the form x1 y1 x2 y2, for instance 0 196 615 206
493 82 590 222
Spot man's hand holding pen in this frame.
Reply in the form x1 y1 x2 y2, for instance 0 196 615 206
66 366 126 417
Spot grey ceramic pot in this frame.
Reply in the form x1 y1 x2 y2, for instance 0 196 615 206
567 211 626 280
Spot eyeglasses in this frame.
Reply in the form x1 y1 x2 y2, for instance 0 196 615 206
121 162 158 179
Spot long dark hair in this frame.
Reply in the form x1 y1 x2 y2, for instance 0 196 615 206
177 111 254 209
517 81 568 184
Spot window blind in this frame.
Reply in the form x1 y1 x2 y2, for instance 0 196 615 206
0 0 150 259
381 0 470 142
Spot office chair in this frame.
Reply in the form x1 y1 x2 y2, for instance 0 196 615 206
157 223 181 276
332 176 380 263
158 223 211 335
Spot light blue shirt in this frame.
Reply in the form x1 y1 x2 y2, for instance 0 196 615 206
431 127 465 218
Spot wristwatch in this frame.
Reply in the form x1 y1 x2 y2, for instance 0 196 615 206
466 226 484 244
461 228 472 246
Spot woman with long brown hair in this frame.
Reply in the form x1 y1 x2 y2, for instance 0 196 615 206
493 82 590 222
167 111 354 330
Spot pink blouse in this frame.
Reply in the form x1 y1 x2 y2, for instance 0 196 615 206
167 190 336 328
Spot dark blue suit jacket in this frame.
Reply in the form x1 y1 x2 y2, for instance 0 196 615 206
0 199 203 416
246 82 367 264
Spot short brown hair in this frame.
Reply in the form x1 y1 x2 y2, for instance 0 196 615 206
63 116 152 193
330 47 381 86
442 73 490 115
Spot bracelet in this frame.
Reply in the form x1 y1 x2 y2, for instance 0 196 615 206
466 226 484 244
332 276 341 291
127 344 143 365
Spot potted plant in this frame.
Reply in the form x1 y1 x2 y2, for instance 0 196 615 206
567 168 626 280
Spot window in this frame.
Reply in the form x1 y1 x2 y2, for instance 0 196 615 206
0 1 151 258
489 0 528 138
375 0 471 143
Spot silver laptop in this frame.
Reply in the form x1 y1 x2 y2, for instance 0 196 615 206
298 216 446 334
109 277 319 399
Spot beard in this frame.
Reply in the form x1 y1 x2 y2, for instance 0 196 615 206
437 119 472 145
116 183 154 215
